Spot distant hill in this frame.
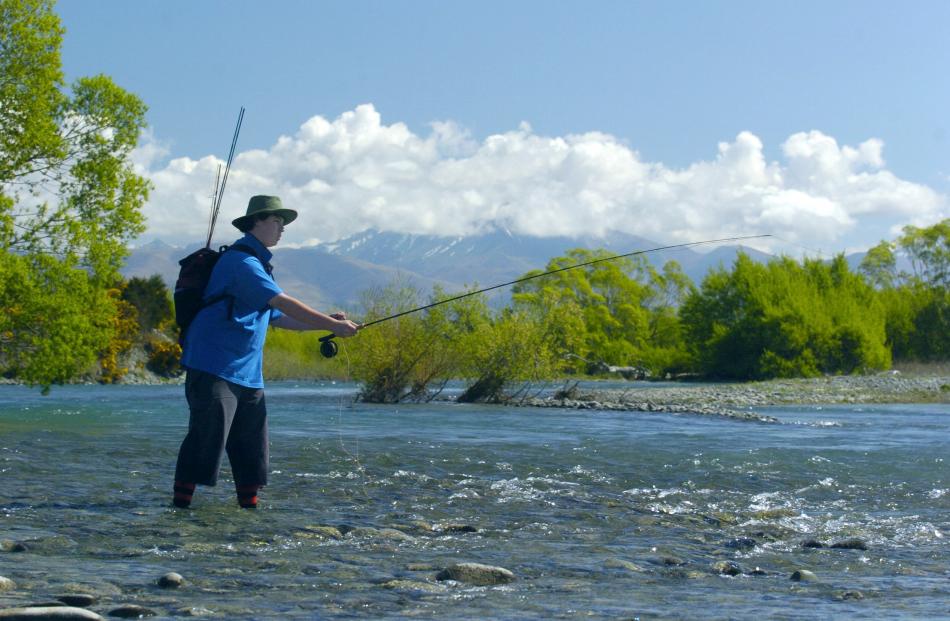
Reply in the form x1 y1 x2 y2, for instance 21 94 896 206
122 230 779 310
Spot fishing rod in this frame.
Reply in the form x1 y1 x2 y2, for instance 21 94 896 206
317 234 772 358
204 106 245 248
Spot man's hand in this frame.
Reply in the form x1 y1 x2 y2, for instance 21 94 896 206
333 318 360 337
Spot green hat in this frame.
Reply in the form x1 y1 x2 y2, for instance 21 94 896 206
231 195 298 230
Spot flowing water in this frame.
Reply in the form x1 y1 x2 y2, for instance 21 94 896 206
1 382 948 620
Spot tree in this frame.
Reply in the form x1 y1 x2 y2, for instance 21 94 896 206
680 253 889 380
858 241 897 289
899 219 950 288
0 0 151 389
121 275 174 334
863 220 950 361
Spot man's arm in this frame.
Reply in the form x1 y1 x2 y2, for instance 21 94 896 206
268 293 360 336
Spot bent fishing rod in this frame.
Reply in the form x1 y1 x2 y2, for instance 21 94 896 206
316 234 771 358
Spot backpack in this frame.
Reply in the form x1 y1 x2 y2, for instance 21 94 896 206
173 243 272 344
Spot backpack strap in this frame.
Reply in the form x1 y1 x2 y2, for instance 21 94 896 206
200 243 274 319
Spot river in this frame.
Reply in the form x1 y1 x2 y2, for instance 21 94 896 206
1 382 947 619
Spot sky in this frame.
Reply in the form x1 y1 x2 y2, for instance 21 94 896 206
55 1 949 256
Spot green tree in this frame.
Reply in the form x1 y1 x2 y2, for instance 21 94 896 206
899 219 950 288
681 253 889 380
863 220 950 361
0 0 151 389
0 252 118 391
121 275 173 334
858 241 897 289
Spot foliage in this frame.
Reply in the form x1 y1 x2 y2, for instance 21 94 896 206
97 287 138 383
263 327 347 381
145 334 182 377
680 253 890 380
858 241 897 290
898 219 950 288
0 0 150 390
346 282 431 402
0 252 117 392
456 308 560 403
862 220 950 362
512 248 694 377
122 274 174 334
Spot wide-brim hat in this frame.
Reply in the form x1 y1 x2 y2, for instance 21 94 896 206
231 195 298 230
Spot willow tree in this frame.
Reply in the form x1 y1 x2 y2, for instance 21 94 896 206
0 0 150 390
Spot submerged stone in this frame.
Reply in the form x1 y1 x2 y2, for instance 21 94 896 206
0 577 14 592
436 562 516 585
381 579 445 593
801 539 825 549
830 538 868 550
0 608 104 620
834 590 865 601
712 561 742 576
157 572 184 588
55 597 96 608
604 558 646 572
790 569 819 582
725 537 757 550
106 605 156 618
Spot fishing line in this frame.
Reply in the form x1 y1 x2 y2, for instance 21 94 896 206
332 338 371 501
317 233 772 355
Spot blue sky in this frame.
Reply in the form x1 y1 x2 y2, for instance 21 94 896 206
56 1 949 254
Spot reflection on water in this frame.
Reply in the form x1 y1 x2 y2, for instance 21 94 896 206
1 383 948 619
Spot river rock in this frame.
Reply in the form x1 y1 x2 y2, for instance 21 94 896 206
790 569 819 582
725 537 756 550
830 538 868 550
604 558 646 572
157 572 184 589
0 577 14 592
834 590 865 601
297 525 343 540
801 539 825 549
346 527 414 542
436 562 516 585
55 597 96 608
106 605 156 618
381 579 445 593
712 560 742 576
1 542 28 553
440 523 478 534
0 608 104 620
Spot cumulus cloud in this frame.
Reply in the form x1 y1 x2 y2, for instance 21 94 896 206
133 104 947 252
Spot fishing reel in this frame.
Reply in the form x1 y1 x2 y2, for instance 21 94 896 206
319 334 338 358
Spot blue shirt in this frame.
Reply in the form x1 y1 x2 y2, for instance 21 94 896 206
181 234 284 388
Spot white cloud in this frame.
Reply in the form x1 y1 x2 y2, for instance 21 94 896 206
134 104 948 253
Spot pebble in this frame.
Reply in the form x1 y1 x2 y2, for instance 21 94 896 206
157 572 184 589
790 569 819 582
436 562 516 585
0 608 104 620
106 605 156 618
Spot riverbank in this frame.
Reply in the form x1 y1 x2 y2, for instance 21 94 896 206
514 373 950 423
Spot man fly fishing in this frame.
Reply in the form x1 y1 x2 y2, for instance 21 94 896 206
172 195 360 509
